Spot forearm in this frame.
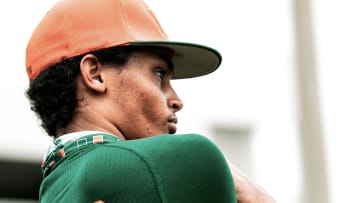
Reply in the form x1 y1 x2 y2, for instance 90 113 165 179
227 161 276 203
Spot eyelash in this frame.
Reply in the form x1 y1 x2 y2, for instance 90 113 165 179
156 69 167 79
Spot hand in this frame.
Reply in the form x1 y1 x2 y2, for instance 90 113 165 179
227 161 276 203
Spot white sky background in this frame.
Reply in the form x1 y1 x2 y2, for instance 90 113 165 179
0 0 359 203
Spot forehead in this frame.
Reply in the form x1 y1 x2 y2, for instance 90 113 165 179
129 46 174 69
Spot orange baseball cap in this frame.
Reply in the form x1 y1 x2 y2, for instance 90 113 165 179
25 0 222 81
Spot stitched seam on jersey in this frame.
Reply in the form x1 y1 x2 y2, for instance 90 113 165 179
104 145 168 203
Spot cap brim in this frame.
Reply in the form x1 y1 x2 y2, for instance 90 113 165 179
129 41 222 79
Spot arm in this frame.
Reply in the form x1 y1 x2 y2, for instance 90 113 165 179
227 161 276 203
127 134 237 202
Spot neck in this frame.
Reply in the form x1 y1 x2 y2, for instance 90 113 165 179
56 108 126 140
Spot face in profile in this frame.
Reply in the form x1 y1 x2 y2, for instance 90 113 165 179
104 49 184 139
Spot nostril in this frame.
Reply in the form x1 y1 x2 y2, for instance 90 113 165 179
172 103 179 110
171 100 183 112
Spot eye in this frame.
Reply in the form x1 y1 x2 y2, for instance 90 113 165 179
155 69 167 80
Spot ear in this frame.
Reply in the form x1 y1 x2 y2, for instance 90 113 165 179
79 54 107 93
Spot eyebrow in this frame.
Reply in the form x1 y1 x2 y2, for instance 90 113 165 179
151 47 174 73
163 57 174 74
150 49 174 74
134 46 175 74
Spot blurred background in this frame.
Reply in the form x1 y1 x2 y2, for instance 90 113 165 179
1 0 359 202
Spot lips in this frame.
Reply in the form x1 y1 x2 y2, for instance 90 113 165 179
167 117 178 134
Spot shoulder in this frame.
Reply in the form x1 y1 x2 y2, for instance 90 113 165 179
76 143 164 201
126 133 220 154
79 134 236 202
123 134 236 202
80 134 222 179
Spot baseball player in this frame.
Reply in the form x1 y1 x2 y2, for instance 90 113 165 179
25 0 275 202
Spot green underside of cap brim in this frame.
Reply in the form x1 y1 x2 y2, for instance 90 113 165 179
129 41 222 79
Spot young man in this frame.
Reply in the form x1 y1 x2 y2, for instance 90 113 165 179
25 0 275 202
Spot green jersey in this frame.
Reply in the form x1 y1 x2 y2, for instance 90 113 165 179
40 132 236 202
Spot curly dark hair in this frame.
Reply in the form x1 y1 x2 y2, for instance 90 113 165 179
26 45 174 137
26 46 134 137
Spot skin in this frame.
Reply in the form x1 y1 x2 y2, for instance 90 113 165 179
61 48 275 203
228 161 277 203
61 49 182 139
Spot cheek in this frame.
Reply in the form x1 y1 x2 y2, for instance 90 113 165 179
139 90 168 121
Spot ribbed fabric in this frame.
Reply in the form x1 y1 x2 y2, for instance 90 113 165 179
39 133 237 203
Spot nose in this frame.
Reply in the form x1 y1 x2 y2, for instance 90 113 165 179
167 86 183 113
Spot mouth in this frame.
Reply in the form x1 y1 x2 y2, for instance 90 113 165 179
167 116 178 134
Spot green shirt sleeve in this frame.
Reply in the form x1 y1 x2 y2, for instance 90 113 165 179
125 134 237 203
40 134 237 203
